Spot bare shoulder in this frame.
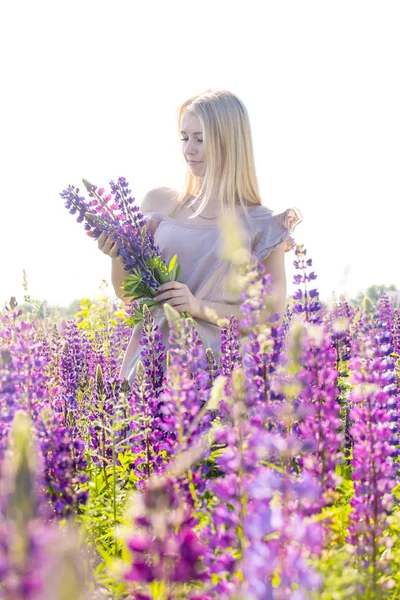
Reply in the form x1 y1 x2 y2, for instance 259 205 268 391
140 187 179 215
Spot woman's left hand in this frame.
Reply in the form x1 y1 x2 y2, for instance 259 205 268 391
153 281 202 317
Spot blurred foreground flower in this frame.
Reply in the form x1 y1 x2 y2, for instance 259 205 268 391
0 410 87 600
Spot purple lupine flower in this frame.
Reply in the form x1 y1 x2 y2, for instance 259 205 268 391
219 315 242 377
164 303 210 390
327 299 354 463
0 308 49 458
347 327 397 594
392 307 400 358
242 463 323 600
0 410 86 598
294 322 343 514
292 245 322 324
36 410 88 516
137 304 166 393
127 362 168 484
202 365 323 600
200 369 257 597
236 257 288 416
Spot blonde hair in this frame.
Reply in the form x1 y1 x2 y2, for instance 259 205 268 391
169 89 264 228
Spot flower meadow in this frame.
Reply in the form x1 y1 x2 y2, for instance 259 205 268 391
1 239 400 599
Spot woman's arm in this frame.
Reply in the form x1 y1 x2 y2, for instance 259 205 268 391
111 256 132 303
97 232 132 303
259 242 287 327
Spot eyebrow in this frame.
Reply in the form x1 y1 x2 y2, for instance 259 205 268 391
180 130 203 135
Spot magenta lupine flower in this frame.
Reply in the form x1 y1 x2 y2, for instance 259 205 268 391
292 245 322 324
124 477 209 596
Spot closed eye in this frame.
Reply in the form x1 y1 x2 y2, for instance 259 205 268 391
181 137 203 143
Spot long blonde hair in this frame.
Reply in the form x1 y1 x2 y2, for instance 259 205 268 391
169 89 264 227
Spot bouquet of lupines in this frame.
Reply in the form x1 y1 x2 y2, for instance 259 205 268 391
60 177 192 326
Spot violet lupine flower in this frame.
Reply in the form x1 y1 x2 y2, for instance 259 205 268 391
55 320 95 418
124 477 209 598
203 366 323 600
219 315 242 377
237 259 286 413
0 310 49 458
294 322 343 514
127 305 215 488
137 304 166 393
129 362 166 484
34 407 88 516
117 306 166 483
329 299 353 366
241 451 323 600
164 303 210 391
375 294 400 457
392 307 400 357
156 363 213 474
347 342 396 592
327 299 354 463
88 364 125 467
199 369 257 598
0 411 86 599
292 244 322 324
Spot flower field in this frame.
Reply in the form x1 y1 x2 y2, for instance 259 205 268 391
1 244 400 600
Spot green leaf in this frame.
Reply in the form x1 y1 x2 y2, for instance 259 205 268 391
168 254 177 274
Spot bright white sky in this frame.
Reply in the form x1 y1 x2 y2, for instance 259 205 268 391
1 1 399 308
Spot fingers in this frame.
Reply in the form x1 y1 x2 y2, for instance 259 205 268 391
97 232 119 257
109 243 119 258
97 231 107 249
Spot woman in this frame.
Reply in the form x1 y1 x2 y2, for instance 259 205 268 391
98 89 302 385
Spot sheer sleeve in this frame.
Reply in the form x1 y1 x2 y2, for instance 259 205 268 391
251 206 303 262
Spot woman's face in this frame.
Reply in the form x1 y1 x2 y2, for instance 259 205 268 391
180 112 205 177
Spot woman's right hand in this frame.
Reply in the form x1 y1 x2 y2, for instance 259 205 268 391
97 231 119 258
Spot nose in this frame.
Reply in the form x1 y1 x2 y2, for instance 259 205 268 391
183 139 197 157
